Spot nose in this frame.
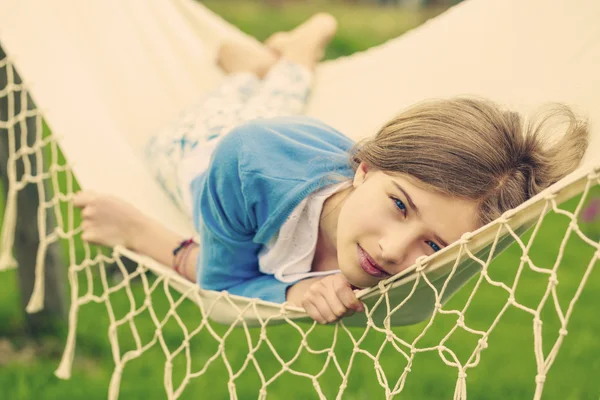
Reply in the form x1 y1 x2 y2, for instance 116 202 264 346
379 229 422 269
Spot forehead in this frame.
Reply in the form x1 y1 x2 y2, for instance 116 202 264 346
379 171 481 242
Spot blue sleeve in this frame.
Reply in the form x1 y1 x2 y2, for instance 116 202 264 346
196 129 293 304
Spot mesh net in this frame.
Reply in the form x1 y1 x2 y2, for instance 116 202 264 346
2 51 600 400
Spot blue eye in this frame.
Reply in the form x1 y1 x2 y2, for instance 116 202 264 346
392 197 407 215
428 241 441 252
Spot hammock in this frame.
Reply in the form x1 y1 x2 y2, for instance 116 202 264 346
0 0 598 398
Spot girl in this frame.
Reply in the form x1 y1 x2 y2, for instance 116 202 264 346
73 14 589 325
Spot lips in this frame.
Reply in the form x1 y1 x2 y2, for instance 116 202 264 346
357 245 389 278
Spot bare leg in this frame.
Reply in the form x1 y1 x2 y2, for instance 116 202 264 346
217 41 279 79
217 12 338 77
148 14 338 212
233 13 339 119
265 13 338 70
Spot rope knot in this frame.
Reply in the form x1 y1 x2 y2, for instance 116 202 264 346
278 302 287 312
559 328 568 336
496 215 509 225
478 338 488 349
458 371 467 379
569 221 579 231
548 274 559 286
520 255 530 264
377 280 389 293
535 374 546 384
415 255 428 272
459 232 472 244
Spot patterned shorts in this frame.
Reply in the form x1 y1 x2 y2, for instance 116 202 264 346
144 60 312 214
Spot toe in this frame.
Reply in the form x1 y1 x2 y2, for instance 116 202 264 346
265 32 289 53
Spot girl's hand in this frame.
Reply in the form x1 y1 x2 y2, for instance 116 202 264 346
73 191 145 249
295 274 364 324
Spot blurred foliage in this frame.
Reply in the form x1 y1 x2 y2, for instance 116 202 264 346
200 0 446 59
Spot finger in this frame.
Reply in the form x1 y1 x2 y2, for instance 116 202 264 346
303 298 327 325
81 230 98 244
321 284 350 318
81 220 92 231
81 206 95 219
341 289 364 313
333 278 364 313
311 292 340 323
72 191 96 208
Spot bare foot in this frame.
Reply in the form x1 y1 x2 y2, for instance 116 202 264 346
264 13 338 69
217 40 279 78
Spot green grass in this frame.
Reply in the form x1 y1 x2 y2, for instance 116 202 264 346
2 191 599 399
1 1 600 399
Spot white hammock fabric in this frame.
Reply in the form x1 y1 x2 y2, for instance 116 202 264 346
0 0 599 398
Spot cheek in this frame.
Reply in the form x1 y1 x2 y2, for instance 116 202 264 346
340 191 389 236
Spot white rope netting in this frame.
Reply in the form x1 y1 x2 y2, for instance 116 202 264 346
2 50 600 399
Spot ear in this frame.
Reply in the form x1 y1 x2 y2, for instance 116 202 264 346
353 162 369 188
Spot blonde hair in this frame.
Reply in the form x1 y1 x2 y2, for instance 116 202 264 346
351 97 589 226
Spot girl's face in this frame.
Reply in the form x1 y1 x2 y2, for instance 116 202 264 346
336 162 481 289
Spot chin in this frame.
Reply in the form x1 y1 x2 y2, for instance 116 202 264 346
338 244 378 288
339 264 376 289
339 245 372 288
352 276 378 289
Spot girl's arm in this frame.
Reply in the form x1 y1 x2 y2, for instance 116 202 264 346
73 189 295 303
73 191 363 323
73 192 198 282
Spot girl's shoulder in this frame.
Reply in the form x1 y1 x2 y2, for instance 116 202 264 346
227 116 355 153
222 116 354 179
204 116 354 180
194 116 355 243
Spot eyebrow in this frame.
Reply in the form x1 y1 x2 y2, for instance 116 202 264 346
391 181 450 248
